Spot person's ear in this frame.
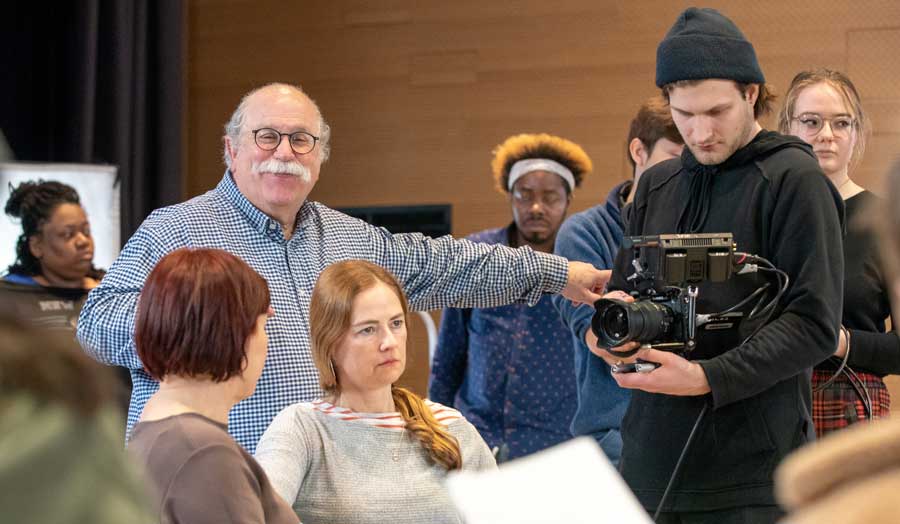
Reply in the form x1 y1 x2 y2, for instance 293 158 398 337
629 138 649 168
744 84 760 107
224 136 238 164
28 235 43 260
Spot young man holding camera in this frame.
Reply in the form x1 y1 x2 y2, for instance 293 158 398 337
598 8 844 523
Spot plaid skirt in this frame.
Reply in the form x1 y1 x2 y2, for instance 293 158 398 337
812 368 891 438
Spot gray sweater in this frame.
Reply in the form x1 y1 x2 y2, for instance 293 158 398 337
255 400 497 524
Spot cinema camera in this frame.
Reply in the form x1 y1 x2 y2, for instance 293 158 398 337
592 233 740 357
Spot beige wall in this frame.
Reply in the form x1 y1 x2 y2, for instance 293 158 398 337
188 0 900 396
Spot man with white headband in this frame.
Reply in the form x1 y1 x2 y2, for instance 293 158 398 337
430 133 591 461
77 85 611 454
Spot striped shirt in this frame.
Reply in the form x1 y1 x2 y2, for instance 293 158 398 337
310 400 464 429
77 171 568 453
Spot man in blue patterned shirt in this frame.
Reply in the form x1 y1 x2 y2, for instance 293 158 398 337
76 83 610 452
430 133 592 461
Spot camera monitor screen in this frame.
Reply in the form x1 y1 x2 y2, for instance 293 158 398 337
0 162 121 273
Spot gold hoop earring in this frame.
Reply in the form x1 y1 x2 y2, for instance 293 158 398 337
329 360 337 385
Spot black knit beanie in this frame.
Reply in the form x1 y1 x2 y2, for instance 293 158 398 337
656 7 765 88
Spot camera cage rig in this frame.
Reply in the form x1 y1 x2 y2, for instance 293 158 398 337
594 231 791 357
621 233 736 353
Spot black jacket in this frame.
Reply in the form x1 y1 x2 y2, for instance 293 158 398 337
609 130 844 511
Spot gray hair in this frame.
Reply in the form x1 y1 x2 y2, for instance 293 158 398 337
222 82 331 168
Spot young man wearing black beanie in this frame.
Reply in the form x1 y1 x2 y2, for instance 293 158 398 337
597 7 845 523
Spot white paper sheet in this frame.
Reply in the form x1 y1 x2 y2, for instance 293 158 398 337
446 437 653 524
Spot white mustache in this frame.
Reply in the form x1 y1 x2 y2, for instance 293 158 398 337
252 159 311 182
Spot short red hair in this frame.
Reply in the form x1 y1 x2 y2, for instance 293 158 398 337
135 248 270 382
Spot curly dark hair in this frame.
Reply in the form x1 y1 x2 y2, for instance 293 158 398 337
490 133 592 195
4 180 102 279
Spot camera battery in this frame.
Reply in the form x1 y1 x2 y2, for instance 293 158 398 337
707 251 733 282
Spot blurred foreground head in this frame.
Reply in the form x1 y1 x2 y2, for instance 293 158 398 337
0 316 153 523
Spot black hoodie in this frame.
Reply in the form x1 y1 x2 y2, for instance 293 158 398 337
609 130 844 512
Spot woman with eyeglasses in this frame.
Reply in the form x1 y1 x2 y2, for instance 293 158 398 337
778 69 898 436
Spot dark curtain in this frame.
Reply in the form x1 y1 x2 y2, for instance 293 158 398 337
1 1 185 241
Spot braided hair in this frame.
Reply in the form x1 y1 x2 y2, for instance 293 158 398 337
4 180 101 278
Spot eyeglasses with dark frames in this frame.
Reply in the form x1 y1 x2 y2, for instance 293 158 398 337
252 128 320 155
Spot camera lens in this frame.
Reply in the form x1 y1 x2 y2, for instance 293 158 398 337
602 307 629 339
592 298 675 347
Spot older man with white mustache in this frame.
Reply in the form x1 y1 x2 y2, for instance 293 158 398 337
77 82 611 453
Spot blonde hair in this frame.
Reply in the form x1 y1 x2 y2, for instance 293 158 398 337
309 260 462 470
777 69 870 170
491 133 592 195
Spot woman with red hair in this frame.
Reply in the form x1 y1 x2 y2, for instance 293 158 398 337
128 248 298 524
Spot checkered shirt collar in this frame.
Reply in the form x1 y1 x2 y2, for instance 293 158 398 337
217 170 313 236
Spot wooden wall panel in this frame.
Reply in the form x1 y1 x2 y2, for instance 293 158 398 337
188 1 900 397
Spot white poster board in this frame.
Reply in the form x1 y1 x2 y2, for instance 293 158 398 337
0 163 121 272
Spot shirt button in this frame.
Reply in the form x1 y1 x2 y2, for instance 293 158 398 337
268 222 277 230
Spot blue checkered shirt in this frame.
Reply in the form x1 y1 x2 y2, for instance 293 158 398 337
77 172 568 452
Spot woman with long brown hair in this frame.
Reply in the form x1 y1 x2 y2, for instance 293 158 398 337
255 259 495 524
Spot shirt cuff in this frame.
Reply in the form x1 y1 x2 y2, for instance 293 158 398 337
536 252 568 295
697 358 732 409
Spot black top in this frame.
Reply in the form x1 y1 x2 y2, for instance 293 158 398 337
0 277 132 412
610 131 844 511
835 191 900 376
0 278 90 330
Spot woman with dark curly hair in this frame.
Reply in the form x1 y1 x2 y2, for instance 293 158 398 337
0 179 130 403
0 180 105 332
4 180 103 288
